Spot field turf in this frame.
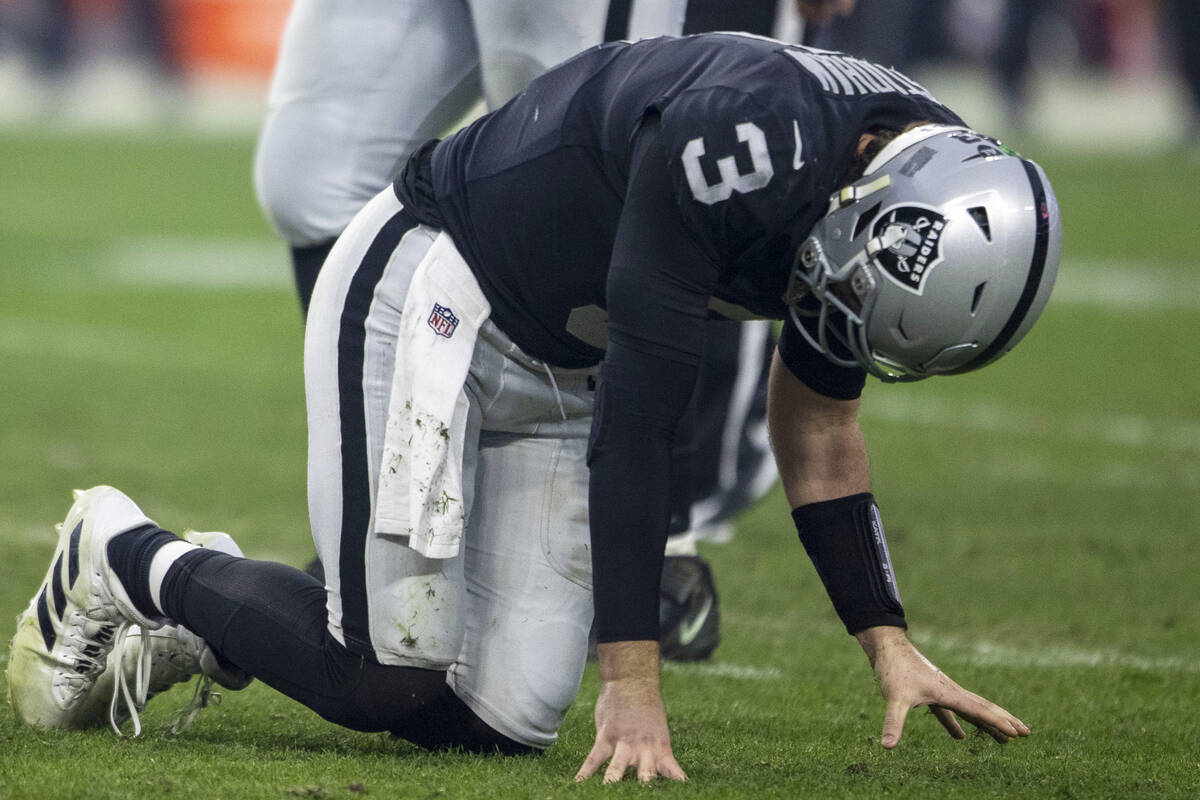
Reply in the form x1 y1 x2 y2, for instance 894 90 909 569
0 129 1197 799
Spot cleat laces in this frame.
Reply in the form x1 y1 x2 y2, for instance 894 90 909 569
167 676 221 735
103 625 224 737
108 623 151 736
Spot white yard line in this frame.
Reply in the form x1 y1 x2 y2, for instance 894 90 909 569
722 617 1198 677
975 454 1200 490
661 661 783 681
1051 259 1197 311
667 638 1198 681
99 240 1198 312
861 393 1200 456
862 392 1200 489
923 634 1200 675
105 236 292 290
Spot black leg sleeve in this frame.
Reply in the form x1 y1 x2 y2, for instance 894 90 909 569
1173 0 1200 116
160 550 534 754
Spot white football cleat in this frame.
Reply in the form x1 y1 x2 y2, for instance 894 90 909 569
72 530 254 734
6 489 251 735
7 486 162 731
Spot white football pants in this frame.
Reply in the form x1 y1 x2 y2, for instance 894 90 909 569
254 0 687 247
305 186 597 749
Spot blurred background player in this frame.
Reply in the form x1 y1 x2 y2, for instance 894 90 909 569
253 0 858 661
1166 0 1200 141
7 0 179 117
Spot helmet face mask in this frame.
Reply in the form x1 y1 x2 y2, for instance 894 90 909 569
787 235 908 381
786 124 1062 383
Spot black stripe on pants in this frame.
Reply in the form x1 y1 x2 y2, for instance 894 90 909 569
334 206 418 660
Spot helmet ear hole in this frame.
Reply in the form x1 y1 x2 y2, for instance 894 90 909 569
967 206 992 241
970 281 987 315
852 202 882 240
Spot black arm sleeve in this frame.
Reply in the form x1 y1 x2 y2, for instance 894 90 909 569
777 321 866 400
588 121 720 644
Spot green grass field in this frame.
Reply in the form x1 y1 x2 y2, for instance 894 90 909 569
1 128 1198 799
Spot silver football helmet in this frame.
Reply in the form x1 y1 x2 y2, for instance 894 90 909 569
786 124 1062 382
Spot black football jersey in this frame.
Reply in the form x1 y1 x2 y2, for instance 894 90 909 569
398 33 962 375
395 33 964 642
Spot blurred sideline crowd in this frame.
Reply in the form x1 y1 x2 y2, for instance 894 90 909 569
0 0 1196 144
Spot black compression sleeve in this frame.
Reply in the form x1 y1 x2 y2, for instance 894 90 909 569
792 493 906 633
588 121 720 644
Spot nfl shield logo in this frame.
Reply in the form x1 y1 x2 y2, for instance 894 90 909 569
427 303 459 338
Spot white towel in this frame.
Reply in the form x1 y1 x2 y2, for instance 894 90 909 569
374 232 490 559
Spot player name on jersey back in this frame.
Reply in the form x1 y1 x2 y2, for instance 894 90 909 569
784 47 934 100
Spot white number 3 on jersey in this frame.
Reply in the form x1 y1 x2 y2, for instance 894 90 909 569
681 122 774 206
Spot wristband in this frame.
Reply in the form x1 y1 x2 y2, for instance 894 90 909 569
791 492 906 634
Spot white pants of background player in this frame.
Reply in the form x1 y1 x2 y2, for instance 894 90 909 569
254 0 687 247
306 187 597 748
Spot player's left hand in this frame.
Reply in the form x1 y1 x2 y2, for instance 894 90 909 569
856 626 1032 749
574 642 687 784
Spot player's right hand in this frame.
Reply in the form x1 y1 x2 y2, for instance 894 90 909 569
574 641 687 784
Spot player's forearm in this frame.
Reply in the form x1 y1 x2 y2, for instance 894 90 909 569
767 351 869 505
769 355 907 633
782 419 870 504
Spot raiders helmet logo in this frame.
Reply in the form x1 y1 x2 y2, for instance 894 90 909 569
871 205 947 295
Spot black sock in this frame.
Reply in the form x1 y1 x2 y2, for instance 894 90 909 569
105 525 180 619
292 239 335 317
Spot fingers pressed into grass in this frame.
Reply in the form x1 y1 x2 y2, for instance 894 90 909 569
930 705 966 739
575 741 612 782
